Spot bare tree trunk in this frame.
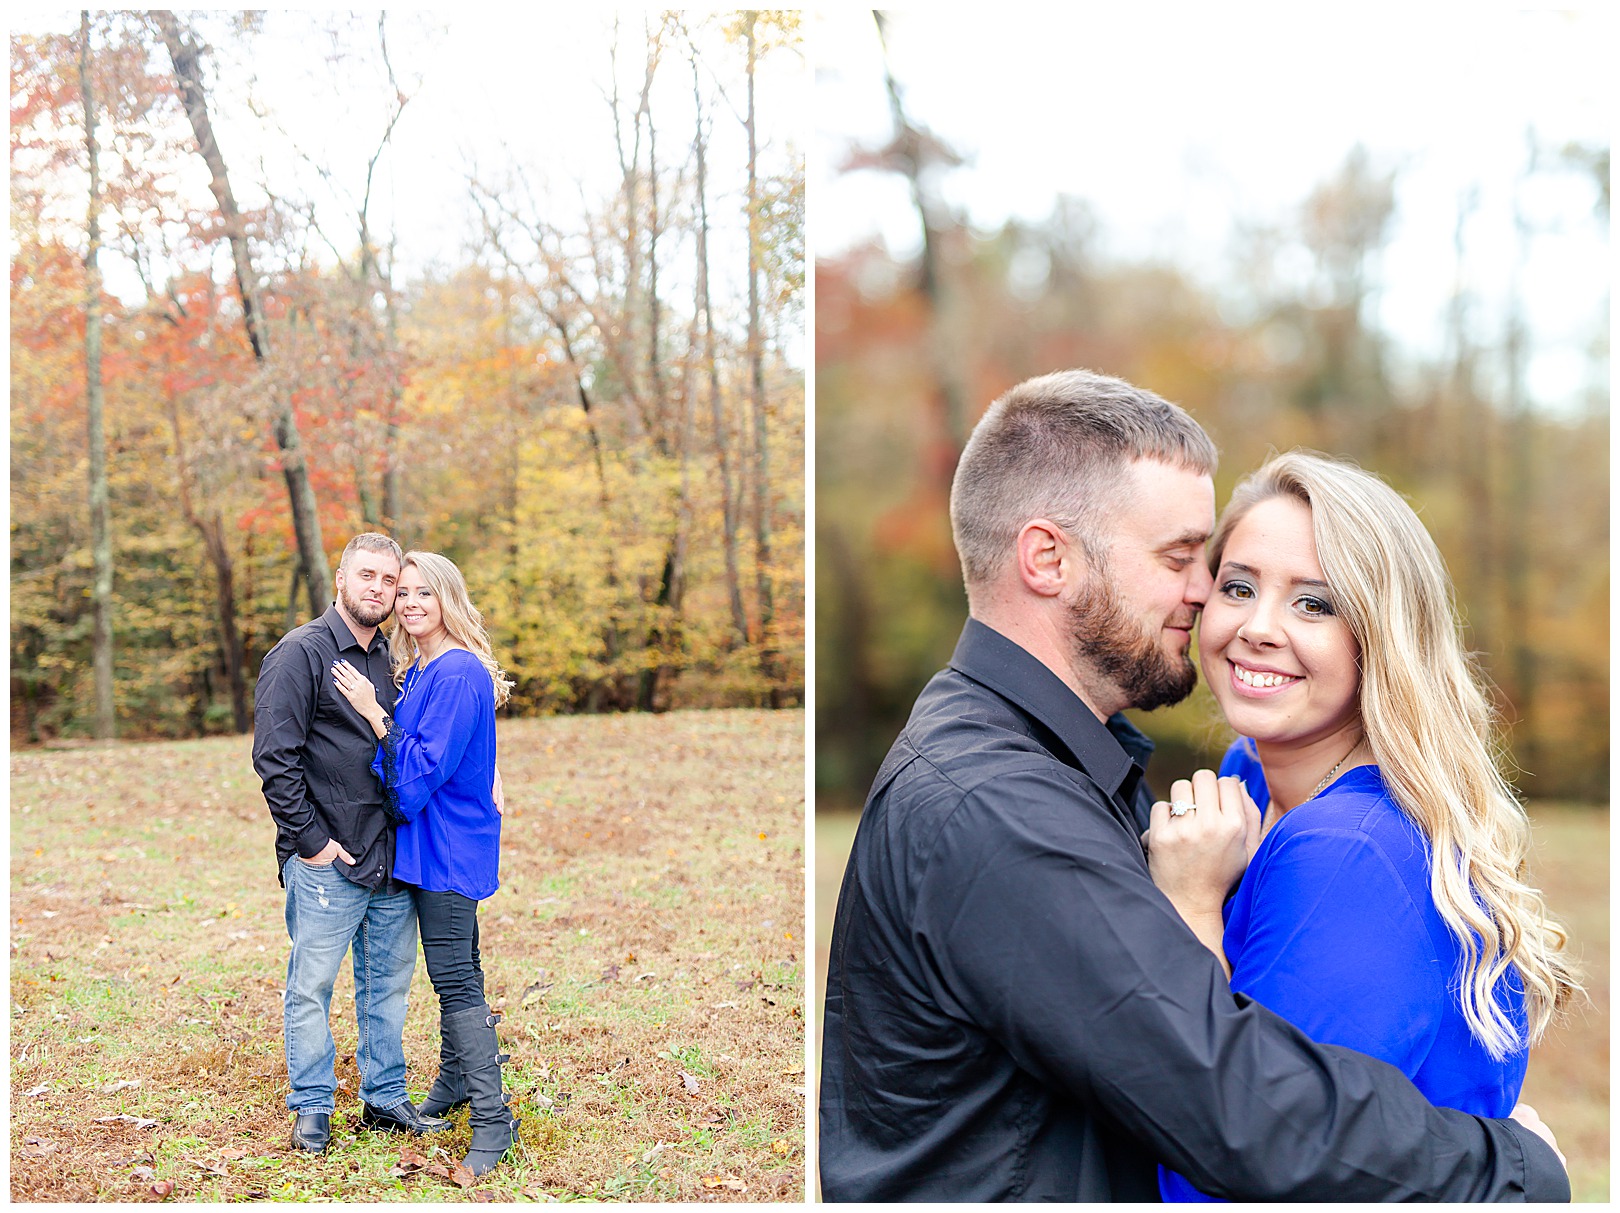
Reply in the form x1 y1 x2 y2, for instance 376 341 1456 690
380 255 403 532
646 99 668 452
354 434 380 526
372 17 407 534
692 47 748 646
1442 188 1496 665
155 10 331 615
636 102 678 712
286 558 305 633
874 10 969 477
81 11 115 740
744 14 777 702
207 525 251 731
548 309 626 710
165 391 250 731
607 20 659 432
639 314 702 713
1502 141 1538 780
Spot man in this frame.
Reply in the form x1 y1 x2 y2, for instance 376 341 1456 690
253 533 449 1152
819 370 1568 1201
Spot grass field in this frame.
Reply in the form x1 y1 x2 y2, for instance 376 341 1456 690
814 801 1608 1202
12 709 806 1202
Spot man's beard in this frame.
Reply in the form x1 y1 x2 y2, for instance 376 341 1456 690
1067 579 1198 712
341 582 392 629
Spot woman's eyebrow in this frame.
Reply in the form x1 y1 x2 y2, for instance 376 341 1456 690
1218 560 1332 590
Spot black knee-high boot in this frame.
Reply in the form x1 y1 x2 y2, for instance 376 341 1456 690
420 1016 510 1118
441 1003 520 1175
418 1022 468 1118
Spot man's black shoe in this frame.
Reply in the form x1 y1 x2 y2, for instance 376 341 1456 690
291 1111 331 1152
358 1099 451 1134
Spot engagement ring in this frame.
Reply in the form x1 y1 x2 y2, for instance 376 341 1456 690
1168 800 1196 817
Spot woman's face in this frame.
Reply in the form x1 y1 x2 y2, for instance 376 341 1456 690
395 565 446 645
1198 495 1361 750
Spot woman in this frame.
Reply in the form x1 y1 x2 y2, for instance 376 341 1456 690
332 550 520 1177
1146 451 1577 1203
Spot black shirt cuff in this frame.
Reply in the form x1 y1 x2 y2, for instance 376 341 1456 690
296 821 331 859
1506 1114 1571 1202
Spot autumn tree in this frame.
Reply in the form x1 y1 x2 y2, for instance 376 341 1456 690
155 10 332 616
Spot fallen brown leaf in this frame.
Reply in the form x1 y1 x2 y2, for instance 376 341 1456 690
520 980 553 1005
451 1162 476 1188
94 1114 158 1129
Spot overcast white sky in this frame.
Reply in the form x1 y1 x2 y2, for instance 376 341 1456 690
812 5 1611 411
7 9 1607 405
13 9 807 354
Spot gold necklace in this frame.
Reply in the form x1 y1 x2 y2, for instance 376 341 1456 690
1309 740 1363 800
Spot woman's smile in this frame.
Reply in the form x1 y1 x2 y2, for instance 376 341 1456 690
1227 659 1303 693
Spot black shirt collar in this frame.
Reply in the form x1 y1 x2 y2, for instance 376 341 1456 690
319 604 387 655
949 617 1152 797
1107 713 1155 772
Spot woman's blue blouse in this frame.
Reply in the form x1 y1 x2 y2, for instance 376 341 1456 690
373 647 500 900
1159 738 1528 1202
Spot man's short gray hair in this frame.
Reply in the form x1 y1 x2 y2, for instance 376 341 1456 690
949 369 1218 587
339 532 403 572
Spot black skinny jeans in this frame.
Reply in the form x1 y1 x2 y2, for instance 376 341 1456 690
411 886 486 1015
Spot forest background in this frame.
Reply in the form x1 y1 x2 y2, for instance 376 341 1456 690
12 9 806 742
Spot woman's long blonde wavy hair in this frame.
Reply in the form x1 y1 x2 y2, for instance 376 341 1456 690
389 551 514 709
1212 451 1578 1058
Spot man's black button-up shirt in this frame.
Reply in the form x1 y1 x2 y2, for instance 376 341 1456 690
819 618 1567 1202
253 606 398 890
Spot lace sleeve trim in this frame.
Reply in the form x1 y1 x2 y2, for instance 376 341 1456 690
378 714 408 824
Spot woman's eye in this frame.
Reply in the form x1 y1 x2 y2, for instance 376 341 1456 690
1220 580 1254 600
1297 595 1334 617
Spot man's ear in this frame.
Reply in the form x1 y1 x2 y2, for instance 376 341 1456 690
1015 519 1084 599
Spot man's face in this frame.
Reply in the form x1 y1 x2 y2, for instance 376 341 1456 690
335 548 402 629
1065 459 1215 712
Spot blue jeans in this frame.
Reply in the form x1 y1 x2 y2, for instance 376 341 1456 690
281 856 417 1114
